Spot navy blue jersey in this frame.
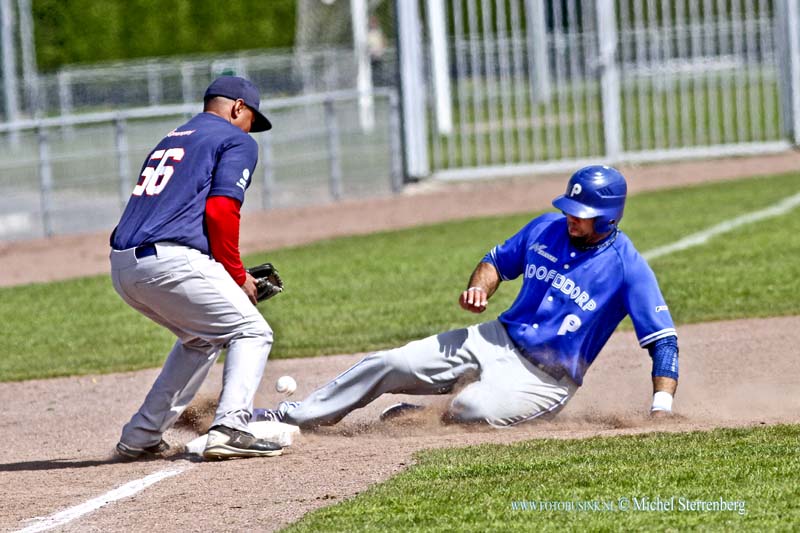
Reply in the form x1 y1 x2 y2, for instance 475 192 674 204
111 113 258 255
483 213 676 385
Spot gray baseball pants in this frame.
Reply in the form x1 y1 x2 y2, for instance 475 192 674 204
111 242 272 449
284 320 577 428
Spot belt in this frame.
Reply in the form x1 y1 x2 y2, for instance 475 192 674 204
134 244 157 259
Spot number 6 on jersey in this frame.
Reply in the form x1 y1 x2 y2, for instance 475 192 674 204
132 148 185 196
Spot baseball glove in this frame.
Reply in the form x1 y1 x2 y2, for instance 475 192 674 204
247 262 283 302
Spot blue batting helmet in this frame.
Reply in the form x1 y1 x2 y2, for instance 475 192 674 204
552 165 628 233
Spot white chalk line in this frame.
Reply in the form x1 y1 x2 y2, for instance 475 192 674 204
643 190 800 261
15 465 190 533
13 189 800 533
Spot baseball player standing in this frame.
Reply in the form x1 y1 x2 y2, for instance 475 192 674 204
110 76 283 460
259 166 679 428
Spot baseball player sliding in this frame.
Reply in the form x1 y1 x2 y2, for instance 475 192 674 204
110 76 284 460
259 166 679 428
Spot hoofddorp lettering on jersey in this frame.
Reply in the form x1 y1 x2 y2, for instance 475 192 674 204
521 263 598 312
483 213 676 385
111 113 258 255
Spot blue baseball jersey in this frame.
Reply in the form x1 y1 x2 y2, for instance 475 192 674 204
111 113 258 255
483 213 676 386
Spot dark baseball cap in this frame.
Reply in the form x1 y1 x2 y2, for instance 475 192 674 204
204 76 272 132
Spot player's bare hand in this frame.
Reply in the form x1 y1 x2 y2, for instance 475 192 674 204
241 272 259 305
459 287 487 313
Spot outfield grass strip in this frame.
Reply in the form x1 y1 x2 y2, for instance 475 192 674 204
643 189 800 260
283 425 800 532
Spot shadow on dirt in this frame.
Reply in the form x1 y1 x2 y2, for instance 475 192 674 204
0 452 197 472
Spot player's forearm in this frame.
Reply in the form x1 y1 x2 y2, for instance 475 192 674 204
467 261 501 297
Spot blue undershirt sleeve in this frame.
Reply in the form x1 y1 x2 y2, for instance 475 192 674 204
647 335 679 380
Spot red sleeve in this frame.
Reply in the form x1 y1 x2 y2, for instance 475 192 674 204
205 195 247 286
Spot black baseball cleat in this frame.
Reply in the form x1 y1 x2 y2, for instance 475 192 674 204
202 425 283 460
116 439 170 460
379 402 425 421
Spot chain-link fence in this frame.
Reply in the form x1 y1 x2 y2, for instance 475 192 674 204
3 47 398 121
0 88 402 241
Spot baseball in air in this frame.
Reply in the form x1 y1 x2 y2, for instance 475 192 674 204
275 375 297 395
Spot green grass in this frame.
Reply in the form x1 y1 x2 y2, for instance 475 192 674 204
0 170 799 381
282 425 800 532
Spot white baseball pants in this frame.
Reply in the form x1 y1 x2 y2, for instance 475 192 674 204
284 320 577 428
110 243 272 449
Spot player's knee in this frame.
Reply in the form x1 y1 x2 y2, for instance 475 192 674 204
238 317 273 346
376 349 411 375
255 320 273 343
448 392 484 423
183 337 216 353
448 393 514 427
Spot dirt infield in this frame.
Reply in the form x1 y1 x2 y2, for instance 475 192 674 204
1 153 799 531
3 317 799 532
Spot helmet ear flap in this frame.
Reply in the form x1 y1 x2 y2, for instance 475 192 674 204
593 218 617 234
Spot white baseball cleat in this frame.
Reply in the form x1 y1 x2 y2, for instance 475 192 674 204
185 421 299 456
202 425 283 460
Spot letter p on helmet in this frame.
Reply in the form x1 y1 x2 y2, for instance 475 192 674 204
570 183 582 197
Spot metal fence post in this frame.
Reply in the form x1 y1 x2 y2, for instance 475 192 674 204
776 0 800 145
388 90 404 193
261 133 275 209
147 61 161 106
37 125 54 237
114 116 131 210
350 0 375 132
596 0 622 160
57 70 73 136
789 0 800 146
396 0 430 179
181 62 194 104
18 0 39 117
1 0 19 145
57 70 72 116
323 98 343 201
426 0 452 135
525 0 551 103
